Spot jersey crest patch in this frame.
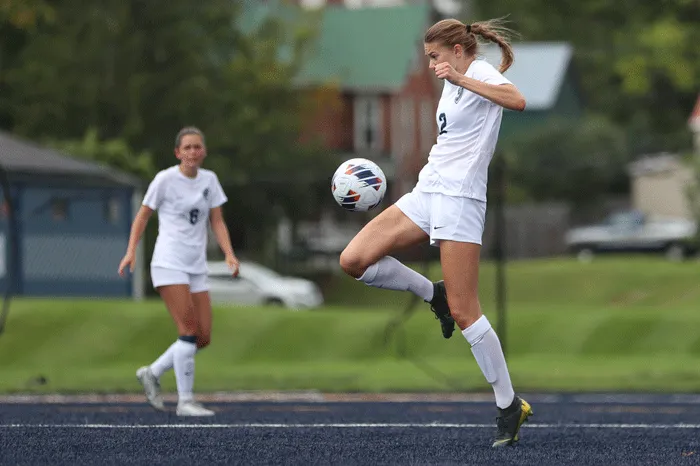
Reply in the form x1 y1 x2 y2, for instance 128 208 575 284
455 87 464 104
203 188 209 200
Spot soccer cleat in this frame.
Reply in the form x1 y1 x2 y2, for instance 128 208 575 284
176 400 215 417
426 281 456 339
136 366 165 411
492 396 533 447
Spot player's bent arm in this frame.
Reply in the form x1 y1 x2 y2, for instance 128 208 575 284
456 77 526 112
209 207 235 259
125 205 154 255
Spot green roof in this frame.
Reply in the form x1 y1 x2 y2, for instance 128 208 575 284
294 4 431 90
238 0 306 33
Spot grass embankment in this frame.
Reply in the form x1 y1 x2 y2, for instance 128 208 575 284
1 256 699 393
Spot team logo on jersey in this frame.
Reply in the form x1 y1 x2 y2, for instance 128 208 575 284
203 188 209 200
455 87 464 104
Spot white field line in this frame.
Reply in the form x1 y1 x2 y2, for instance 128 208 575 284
1 422 700 429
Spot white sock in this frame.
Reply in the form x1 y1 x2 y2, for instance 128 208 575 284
358 256 434 301
150 342 178 379
173 339 197 403
462 315 515 409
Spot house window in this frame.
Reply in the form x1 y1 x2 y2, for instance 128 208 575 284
354 96 383 152
52 198 68 221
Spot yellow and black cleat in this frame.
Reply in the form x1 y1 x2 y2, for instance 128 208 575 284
492 396 534 447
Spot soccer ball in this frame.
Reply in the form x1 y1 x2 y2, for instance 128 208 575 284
331 158 387 212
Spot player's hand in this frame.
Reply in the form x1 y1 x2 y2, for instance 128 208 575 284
434 62 461 84
226 253 240 278
118 252 135 276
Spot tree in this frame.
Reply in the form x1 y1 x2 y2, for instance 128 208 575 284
0 0 54 29
500 116 631 207
468 0 700 154
0 1 333 254
48 128 155 181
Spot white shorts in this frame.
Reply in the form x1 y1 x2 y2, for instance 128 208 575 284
150 266 209 293
395 189 487 247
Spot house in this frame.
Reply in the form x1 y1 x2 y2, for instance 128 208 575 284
624 94 700 222
627 153 694 220
291 5 580 199
480 42 580 141
0 131 144 299
242 2 580 197
293 3 439 198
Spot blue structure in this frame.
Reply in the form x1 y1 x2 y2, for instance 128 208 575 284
0 131 144 299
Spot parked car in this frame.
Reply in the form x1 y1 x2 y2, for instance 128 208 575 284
564 210 698 261
207 261 324 309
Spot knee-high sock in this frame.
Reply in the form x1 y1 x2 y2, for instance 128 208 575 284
150 342 201 379
462 315 515 409
173 337 197 402
357 256 433 301
150 342 178 379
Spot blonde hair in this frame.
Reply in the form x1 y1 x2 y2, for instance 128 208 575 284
424 17 517 73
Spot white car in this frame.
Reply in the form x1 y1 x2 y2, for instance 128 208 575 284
564 210 698 261
207 261 324 309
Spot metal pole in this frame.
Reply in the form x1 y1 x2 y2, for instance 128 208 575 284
493 153 507 357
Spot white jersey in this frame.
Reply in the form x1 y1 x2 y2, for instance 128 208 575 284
143 166 228 274
416 59 512 202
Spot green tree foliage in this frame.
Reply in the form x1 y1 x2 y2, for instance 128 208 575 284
501 117 631 206
0 0 54 29
0 1 322 178
470 0 699 154
48 128 155 181
0 1 331 253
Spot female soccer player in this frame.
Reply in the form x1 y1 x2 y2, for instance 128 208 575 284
339 18 532 446
118 126 239 416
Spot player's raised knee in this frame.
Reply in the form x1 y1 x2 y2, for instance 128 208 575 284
339 249 367 278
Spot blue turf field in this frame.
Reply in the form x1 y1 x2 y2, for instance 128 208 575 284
2 394 700 465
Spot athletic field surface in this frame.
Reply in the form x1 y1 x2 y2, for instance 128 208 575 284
2 392 699 465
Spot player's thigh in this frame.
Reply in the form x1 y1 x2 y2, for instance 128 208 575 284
340 204 428 277
157 284 197 335
191 291 212 349
151 267 198 334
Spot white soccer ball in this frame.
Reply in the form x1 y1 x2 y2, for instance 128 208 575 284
331 158 387 212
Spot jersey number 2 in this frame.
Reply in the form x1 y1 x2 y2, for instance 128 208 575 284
189 209 199 225
438 113 448 135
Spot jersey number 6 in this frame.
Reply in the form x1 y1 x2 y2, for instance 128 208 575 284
189 209 200 225
438 113 448 135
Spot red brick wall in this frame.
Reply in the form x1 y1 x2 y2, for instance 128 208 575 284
298 88 352 150
298 51 440 178
394 61 440 181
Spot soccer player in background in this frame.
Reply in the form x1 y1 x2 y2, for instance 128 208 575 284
339 18 532 447
118 126 239 416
